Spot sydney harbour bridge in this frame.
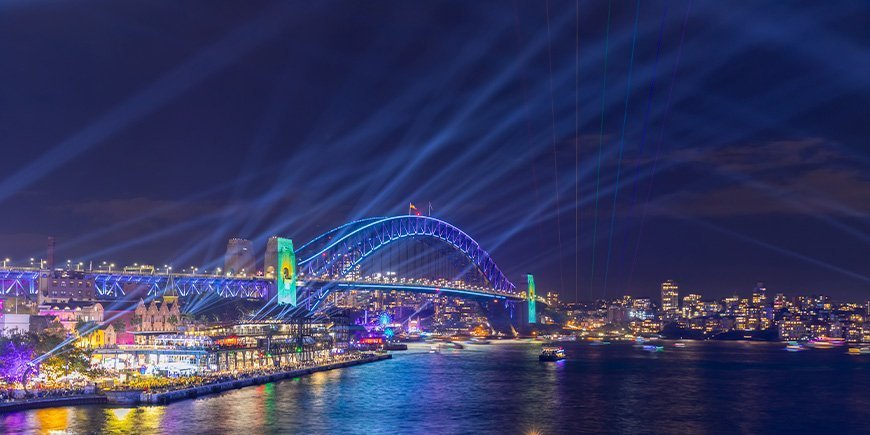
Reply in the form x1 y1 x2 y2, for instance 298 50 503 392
1 215 538 326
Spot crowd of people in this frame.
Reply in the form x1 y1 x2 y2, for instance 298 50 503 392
1 351 375 406
110 351 373 394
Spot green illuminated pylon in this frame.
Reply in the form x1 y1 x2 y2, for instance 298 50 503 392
527 274 536 324
276 238 297 306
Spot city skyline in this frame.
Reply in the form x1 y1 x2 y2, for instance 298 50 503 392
1 1 869 301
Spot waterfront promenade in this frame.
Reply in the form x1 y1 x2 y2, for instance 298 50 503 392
0 353 390 412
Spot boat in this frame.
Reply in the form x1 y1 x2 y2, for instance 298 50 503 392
847 347 870 355
635 337 649 344
807 337 845 349
467 338 491 345
429 344 441 354
383 343 408 351
539 345 566 362
674 342 687 348
589 340 611 346
642 345 664 352
785 341 806 352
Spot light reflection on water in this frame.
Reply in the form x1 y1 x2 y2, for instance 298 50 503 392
1 341 869 434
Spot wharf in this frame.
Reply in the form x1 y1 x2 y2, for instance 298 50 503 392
0 354 391 412
0 395 107 413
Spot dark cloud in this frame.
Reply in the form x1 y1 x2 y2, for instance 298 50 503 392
650 139 870 217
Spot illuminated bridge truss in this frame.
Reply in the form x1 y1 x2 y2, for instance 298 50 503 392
0 270 38 296
92 274 270 299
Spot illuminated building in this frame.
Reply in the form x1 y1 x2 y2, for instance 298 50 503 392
38 301 104 331
76 324 116 349
545 291 562 308
133 299 181 333
37 270 96 304
225 238 256 277
264 236 279 278
681 294 703 319
607 305 630 324
630 298 654 320
779 315 808 340
0 313 31 336
660 280 679 319
751 281 768 307
773 293 787 310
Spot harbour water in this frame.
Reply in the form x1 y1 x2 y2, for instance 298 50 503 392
2 341 868 434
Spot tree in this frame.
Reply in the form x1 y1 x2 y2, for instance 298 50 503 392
167 315 179 328
130 314 143 331
112 320 126 334
0 334 36 385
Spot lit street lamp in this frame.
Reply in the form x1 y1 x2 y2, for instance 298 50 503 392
3 258 9 268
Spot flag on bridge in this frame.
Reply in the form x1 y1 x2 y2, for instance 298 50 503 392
408 203 421 216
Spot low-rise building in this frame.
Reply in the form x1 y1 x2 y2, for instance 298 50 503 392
38 301 104 331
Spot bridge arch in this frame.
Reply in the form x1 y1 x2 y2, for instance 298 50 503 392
297 216 516 293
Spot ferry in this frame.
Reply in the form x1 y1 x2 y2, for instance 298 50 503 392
589 340 611 346
467 337 492 345
642 345 664 352
539 345 567 362
847 347 870 355
674 342 687 348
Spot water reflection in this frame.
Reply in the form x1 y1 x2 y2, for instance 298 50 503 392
1 342 869 434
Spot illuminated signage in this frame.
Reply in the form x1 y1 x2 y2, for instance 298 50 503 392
276 238 297 306
527 274 536 324
359 337 384 345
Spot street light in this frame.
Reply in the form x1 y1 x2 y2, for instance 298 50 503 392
109 263 115 273
3 258 9 268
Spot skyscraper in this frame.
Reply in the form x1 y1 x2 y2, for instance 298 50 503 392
661 280 679 317
224 238 255 276
752 281 767 307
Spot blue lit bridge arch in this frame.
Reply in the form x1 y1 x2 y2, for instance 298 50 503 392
295 215 520 310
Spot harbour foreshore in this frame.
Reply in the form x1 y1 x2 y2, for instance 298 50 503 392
0 353 391 412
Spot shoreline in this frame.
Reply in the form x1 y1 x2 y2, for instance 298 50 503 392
0 353 391 413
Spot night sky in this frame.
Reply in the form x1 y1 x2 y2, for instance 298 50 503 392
1 1 868 302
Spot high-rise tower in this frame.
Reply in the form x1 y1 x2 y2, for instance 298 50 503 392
660 280 679 317
224 238 255 277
